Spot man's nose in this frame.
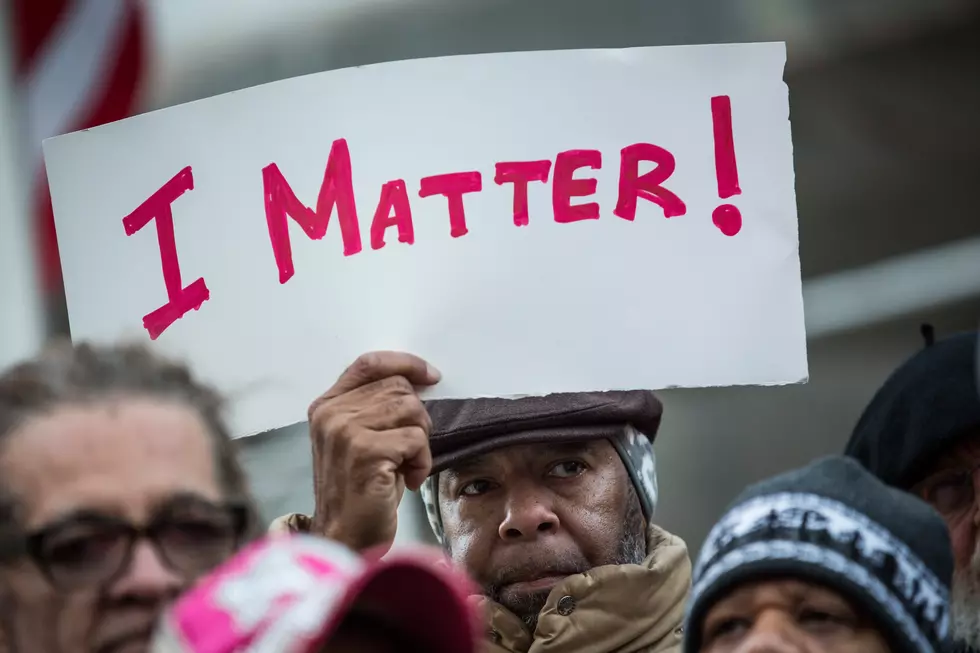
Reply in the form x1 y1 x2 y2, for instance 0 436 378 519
107 539 184 601
733 611 802 653
498 484 560 541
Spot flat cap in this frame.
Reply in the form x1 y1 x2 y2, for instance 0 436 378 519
424 390 662 474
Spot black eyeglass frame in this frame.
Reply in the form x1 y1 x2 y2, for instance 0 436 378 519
21 501 250 590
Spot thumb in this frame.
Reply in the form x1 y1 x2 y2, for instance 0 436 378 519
328 352 441 398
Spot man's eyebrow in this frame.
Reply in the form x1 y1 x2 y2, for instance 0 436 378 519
444 455 492 479
541 440 597 457
444 440 600 480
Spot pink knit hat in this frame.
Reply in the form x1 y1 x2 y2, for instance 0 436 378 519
151 535 478 653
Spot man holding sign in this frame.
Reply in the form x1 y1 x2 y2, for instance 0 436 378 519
272 351 689 653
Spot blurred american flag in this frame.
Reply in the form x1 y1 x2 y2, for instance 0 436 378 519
11 0 146 295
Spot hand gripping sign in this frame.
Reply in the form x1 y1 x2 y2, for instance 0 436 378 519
43 43 807 437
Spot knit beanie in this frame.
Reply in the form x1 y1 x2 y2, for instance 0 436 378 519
845 331 980 489
418 391 662 546
685 455 953 653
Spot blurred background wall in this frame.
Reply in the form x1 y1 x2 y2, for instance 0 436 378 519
2 0 978 553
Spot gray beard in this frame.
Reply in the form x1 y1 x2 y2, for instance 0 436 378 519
486 486 648 634
951 541 980 652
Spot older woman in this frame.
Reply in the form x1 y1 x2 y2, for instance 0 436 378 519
0 342 258 653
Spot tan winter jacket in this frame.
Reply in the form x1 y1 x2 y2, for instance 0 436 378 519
269 516 691 653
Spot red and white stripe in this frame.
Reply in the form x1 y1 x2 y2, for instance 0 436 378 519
12 0 146 292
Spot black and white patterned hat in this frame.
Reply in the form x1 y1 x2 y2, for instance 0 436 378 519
685 455 953 653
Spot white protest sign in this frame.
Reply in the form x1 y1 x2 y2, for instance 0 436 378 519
43 43 806 438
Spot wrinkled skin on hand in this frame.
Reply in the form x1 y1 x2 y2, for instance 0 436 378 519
308 351 441 554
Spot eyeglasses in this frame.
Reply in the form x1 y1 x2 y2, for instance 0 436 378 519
914 463 980 519
23 498 249 590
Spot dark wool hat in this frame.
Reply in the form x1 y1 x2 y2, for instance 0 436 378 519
418 391 662 545
845 331 980 489
685 455 953 653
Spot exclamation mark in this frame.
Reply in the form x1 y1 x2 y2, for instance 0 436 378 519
710 95 742 236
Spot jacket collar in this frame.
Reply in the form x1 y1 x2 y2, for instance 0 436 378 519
475 524 691 652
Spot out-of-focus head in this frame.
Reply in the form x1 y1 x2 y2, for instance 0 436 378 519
0 342 257 653
697 578 891 653
150 534 480 653
685 455 953 653
419 391 661 630
845 330 980 648
910 429 980 651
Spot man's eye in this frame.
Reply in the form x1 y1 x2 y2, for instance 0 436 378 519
548 461 587 478
927 474 973 515
706 617 750 643
460 480 495 497
798 609 853 632
799 610 835 623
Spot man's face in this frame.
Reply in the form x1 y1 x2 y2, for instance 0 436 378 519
437 439 646 629
699 578 891 653
0 398 228 653
911 430 980 648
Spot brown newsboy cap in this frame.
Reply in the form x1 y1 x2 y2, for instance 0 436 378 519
424 390 663 474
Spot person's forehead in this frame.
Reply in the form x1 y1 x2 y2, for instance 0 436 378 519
719 577 846 606
0 398 222 527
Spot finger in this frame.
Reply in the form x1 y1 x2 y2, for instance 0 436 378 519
351 393 431 433
327 351 441 400
338 374 415 404
403 443 433 492
346 377 434 434
309 375 414 429
384 426 432 491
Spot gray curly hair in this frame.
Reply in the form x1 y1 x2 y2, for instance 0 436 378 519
0 341 261 556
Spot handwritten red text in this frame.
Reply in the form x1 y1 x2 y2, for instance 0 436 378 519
122 167 210 340
124 96 741 338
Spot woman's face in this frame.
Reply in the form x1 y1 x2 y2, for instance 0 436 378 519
0 398 228 653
